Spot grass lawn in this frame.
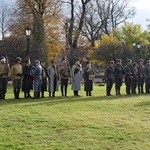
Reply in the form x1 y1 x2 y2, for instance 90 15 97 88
0 84 150 150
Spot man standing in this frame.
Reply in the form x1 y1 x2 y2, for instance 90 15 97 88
33 60 42 99
41 61 48 98
138 59 145 93
114 59 125 95
59 57 70 97
47 60 59 97
83 61 95 96
145 60 150 93
22 60 34 98
124 59 134 95
72 59 82 96
104 61 115 96
11 57 23 99
0 56 11 100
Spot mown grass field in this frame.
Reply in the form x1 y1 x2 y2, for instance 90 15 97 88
0 84 150 150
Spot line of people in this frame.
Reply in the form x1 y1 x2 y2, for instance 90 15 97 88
0 56 96 100
104 58 150 96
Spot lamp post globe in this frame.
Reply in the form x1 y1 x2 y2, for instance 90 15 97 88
25 26 31 57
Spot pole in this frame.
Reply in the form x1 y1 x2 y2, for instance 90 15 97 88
27 36 30 57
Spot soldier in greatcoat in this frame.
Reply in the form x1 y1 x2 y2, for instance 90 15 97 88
0 56 11 100
33 60 42 99
132 62 139 94
41 61 48 98
59 57 71 97
11 57 23 99
124 59 134 95
83 61 95 96
104 61 115 96
137 59 145 93
47 60 59 97
71 59 82 96
22 60 34 98
145 60 150 93
114 59 125 95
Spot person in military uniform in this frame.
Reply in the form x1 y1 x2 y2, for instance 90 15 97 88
41 61 48 98
47 60 59 97
33 60 42 99
145 60 150 93
83 61 95 96
59 57 71 97
132 62 139 94
124 59 134 95
11 57 23 99
114 59 125 95
71 59 82 96
22 60 34 98
137 59 145 93
104 61 115 96
0 56 11 100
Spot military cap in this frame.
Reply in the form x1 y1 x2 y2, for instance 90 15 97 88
16 57 22 61
146 60 150 63
127 59 132 63
0 56 5 60
139 59 144 62
116 59 122 63
109 61 114 64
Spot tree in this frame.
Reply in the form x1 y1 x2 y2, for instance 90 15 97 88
0 0 12 40
63 0 91 66
92 34 123 64
9 0 62 62
82 0 135 48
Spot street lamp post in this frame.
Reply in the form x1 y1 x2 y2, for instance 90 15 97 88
133 42 141 61
25 26 31 57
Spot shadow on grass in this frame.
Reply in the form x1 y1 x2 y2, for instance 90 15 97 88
0 93 149 107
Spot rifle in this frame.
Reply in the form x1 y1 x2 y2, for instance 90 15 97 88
5 54 10 68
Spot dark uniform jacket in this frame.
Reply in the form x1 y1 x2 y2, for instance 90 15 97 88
145 64 150 79
114 64 125 79
124 64 133 79
138 64 146 78
104 66 115 81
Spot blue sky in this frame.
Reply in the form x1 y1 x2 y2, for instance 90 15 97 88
129 0 150 30
3 0 150 31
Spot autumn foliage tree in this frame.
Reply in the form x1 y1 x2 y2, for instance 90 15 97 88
92 34 123 64
9 0 63 62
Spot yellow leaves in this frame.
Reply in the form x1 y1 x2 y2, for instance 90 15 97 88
100 34 120 46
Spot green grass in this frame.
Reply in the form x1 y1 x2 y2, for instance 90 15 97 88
0 84 150 150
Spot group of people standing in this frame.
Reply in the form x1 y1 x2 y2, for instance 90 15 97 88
104 58 150 96
0 56 95 100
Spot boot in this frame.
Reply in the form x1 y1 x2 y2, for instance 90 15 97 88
52 92 55 97
14 88 17 99
37 92 40 99
27 92 32 98
41 91 44 98
16 89 20 99
24 92 27 98
49 92 51 97
33 92 38 99
89 91 92 96
86 91 88 96
61 86 64 96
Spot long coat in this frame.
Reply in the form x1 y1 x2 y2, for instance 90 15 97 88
41 67 48 92
47 65 59 92
83 67 95 91
33 65 42 92
22 65 33 93
72 64 82 91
